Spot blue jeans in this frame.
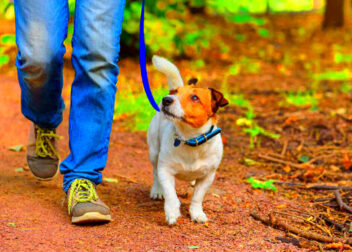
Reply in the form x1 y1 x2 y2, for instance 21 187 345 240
14 0 126 192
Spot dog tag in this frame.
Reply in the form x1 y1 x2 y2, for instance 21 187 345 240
174 138 181 147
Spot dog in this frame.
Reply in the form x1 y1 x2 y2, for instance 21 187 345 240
147 56 229 225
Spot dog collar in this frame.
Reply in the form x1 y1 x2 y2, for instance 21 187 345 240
174 126 222 147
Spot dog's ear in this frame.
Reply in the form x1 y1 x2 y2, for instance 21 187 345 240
209 88 229 113
188 78 198 85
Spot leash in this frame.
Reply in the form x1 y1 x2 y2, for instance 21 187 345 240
139 0 160 112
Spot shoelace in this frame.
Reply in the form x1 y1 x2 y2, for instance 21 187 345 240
35 126 61 159
68 179 98 215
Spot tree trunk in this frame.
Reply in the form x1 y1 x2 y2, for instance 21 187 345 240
323 0 344 29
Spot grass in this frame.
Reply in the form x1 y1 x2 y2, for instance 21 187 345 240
114 88 168 131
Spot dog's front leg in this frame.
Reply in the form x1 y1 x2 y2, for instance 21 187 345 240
190 171 216 223
158 169 180 225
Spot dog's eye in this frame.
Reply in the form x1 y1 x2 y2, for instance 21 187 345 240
170 89 177 95
191 95 199 102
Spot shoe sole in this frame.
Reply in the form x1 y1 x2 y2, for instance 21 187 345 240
72 212 112 224
31 162 60 181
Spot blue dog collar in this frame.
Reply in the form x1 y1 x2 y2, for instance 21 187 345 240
174 126 222 147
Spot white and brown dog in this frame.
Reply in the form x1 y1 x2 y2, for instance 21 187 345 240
147 56 228 225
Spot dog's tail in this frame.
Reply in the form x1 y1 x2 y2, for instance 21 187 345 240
152 55 184 90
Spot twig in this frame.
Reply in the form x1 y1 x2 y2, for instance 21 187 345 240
306 153 336 165
337 113 352 123
250 211 352 244
315 203 352 219
258 154 306 169
274 211 332 237
275 181 352 191
281 140 288 157
320 215 346 232
334 190 352 214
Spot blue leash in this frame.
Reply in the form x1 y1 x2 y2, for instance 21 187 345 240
139 0 160 112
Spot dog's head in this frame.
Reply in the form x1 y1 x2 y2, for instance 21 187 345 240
161 79 229 128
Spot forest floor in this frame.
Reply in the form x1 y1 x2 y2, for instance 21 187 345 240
2 13 352 251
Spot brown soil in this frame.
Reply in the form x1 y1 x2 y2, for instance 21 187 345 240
3 12 352 251
0 65 304 251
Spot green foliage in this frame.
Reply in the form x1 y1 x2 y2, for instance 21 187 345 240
229 93 279 148
114 88 168 131
228 94 251 108
0 34 15 68
284 92 318 109
0 54 9 67
341 82 352 93
298 155 310 163
235 34 246 42
313 69 351 81
334 53 352 64
247 177 277 192
229 12 266 25
0 0 14 19
228 57 262 76
257 28 270 38
0 34 15 45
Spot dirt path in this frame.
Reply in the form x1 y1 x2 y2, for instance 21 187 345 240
0 66 303 251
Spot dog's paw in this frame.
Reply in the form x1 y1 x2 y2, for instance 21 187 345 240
190 207 208 224
165 209 181 225
165 201 181 225
150 185 164 200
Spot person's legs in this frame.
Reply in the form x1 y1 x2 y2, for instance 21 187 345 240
14 0 68 180
14 0 68 129
60 0 126 192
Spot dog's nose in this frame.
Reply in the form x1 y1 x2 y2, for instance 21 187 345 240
162 97 174 107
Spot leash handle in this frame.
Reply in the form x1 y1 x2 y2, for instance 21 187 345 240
139 0 160 112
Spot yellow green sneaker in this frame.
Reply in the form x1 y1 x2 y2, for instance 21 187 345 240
67 179 111 224
26 123 61 180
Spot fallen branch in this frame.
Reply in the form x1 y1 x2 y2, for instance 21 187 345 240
250 211 352 244
275 181 352 191
334 190 352 214
258 154 306 169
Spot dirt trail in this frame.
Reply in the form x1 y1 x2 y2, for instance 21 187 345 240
0 66 301 251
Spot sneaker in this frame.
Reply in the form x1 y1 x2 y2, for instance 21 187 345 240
67 179 111 224
26 123 61 180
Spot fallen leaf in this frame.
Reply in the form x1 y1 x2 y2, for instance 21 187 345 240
284 115 298 125
283 165 291 173
329 165 340 172
342 153 352 170
243 158 257 166
103 178 118 183
14 168 24 173
9 145 24 152
222 136 227 145
298 155 310 163
276 204 286 209
8 222 15 227
326 242 343 249
247 177 277 192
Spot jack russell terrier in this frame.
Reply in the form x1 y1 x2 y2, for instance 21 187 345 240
147 56 229 225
